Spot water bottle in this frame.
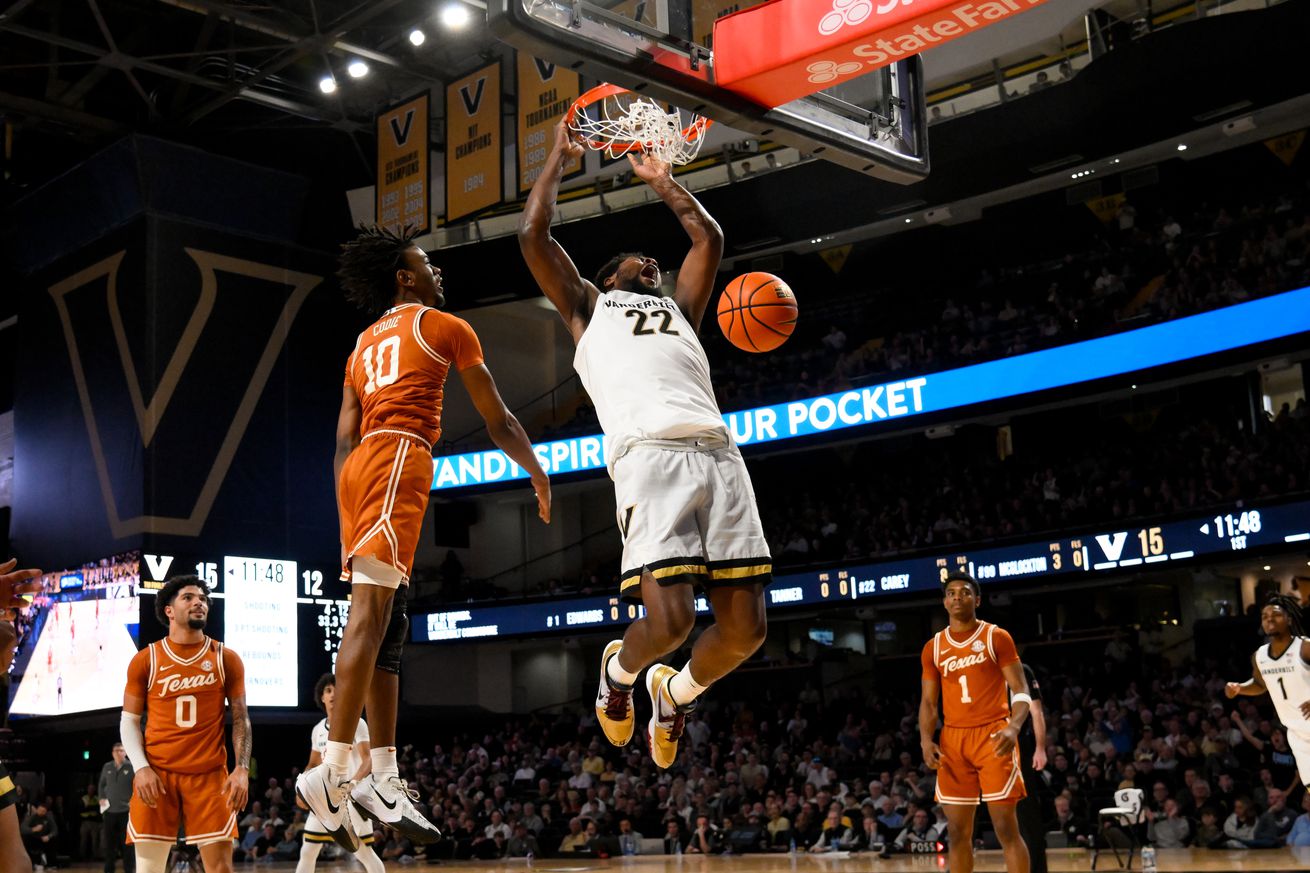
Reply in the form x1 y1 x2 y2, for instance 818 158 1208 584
1141 845 1157 873
675 838 683 857
788 835 797 855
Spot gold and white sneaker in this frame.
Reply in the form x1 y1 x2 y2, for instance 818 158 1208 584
646 663 695 769
595 640 635 747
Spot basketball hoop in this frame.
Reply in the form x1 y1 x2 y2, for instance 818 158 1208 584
565 83 713 166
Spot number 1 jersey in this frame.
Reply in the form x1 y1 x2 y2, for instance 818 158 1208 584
1256 638 1310 737
922 621 1020 728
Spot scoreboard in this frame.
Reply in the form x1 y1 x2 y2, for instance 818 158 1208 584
411 497 1310 644
138 553 349 709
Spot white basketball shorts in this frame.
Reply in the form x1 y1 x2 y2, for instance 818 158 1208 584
612 435 771 603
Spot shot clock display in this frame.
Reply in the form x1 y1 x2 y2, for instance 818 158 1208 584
412 497 1310 644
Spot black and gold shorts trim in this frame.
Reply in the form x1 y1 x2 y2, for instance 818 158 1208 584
0 761 16 813
619 556 772 604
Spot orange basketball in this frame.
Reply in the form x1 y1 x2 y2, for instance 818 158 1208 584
717 272 798 352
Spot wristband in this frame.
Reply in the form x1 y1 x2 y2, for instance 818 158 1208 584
1011 692 1033 707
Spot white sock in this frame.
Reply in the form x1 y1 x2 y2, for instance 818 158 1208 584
295 840 322 873
606 645 639 687
667 663 709 708
371 746 399 781
324 741 353 780
354 845 386 873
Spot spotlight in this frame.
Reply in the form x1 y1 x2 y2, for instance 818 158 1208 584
409 28 426 46
347 60 369 78
440 3 472 28
904 218 912 224
319 76 337 94
1176 143 1188 151
1264 565 1272 571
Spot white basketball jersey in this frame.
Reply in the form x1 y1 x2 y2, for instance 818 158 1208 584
575 290 727 471
311 717 371 775
1255 638 1310 735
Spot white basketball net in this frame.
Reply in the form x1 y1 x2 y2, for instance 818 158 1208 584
569 97 711 165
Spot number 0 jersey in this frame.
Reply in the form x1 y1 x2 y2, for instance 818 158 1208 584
921 621 1020 728
124 637 245 774
1255 637 1310 735
574 291 728 473
345 302 484 448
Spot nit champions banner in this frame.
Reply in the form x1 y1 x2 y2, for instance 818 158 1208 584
516 53 582 195
446 61 503 223
375 93 430 234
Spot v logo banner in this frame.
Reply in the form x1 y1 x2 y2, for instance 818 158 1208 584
389 109 417 146
459 78 486 116
532 58 556 81
48 248 321 538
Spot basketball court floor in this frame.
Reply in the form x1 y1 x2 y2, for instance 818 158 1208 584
53 849 1310 872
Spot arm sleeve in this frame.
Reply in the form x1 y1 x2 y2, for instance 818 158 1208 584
432 314 485 371
920 641 939 683
222 646 247 699
992 627 1020 669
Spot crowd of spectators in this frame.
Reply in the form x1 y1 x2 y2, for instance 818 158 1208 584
32 617 1307 866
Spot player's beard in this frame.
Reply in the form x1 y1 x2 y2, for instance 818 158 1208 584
187 617 206 630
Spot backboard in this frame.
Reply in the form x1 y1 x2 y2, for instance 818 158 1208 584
486 0 929 183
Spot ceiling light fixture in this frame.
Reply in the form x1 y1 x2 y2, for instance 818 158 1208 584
1176 143 1188 151
409 28 426 46
318 76 337 94
347 60 369 78
441 3 472 28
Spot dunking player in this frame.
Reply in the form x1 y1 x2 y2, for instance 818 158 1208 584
1 558 43 873
297 674 381 873
920 570 1031 873
298 225 551 850
521 123 771 768
121 575 250 873
1225 593 1310 781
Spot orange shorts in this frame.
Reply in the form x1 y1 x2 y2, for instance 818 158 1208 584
127 767 238 846
934 719 1026 806
338 433 434 586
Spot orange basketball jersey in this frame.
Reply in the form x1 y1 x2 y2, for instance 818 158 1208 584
345 303 484 448
125 637 244 775
921 621 1019 728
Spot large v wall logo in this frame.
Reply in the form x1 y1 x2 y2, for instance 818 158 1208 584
48 249 321 538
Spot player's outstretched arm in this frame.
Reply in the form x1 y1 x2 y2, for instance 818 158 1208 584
519 123 596 343
918 677 942 769
626 151 723 332
460 364 551 524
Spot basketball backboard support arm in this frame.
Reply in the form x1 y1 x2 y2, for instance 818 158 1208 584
486 0 929 183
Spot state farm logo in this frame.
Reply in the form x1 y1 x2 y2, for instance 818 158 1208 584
807 60 863 84
819 0 874 35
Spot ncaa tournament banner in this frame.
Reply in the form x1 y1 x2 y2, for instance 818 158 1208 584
375 93 431 234
515 53 583 195
445 61 503 223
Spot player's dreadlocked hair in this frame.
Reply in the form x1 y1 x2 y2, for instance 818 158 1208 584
1265 593 1306 637
336 224 422 315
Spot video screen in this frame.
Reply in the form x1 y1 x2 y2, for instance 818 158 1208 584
7 552 141 717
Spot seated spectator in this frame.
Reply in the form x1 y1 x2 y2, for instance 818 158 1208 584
558 818 589 854
1194 806 1223 849
808 807 853 852
251 822 281 862
380 831 415 863
233 818 263 863
892 809 942 854
20 800 58 872
1047 795 1092 847
1222 797 1258 848
1249 788 1296 847
616 818 644 855
1286 792 1310 847
1146 798 1190 848
507 823 542 857
663 818 686 854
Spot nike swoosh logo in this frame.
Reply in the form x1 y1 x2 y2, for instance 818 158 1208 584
373 787 398 810
323 788 340 815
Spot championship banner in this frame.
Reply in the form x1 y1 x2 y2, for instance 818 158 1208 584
446 61 503 223
714 0 1048 107
515 53 582 195
375 93 430 234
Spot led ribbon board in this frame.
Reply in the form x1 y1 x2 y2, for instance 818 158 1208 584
431 287 1310 492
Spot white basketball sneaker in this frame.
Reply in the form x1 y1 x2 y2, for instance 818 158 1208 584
295 764 359 852
352 773 443 844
